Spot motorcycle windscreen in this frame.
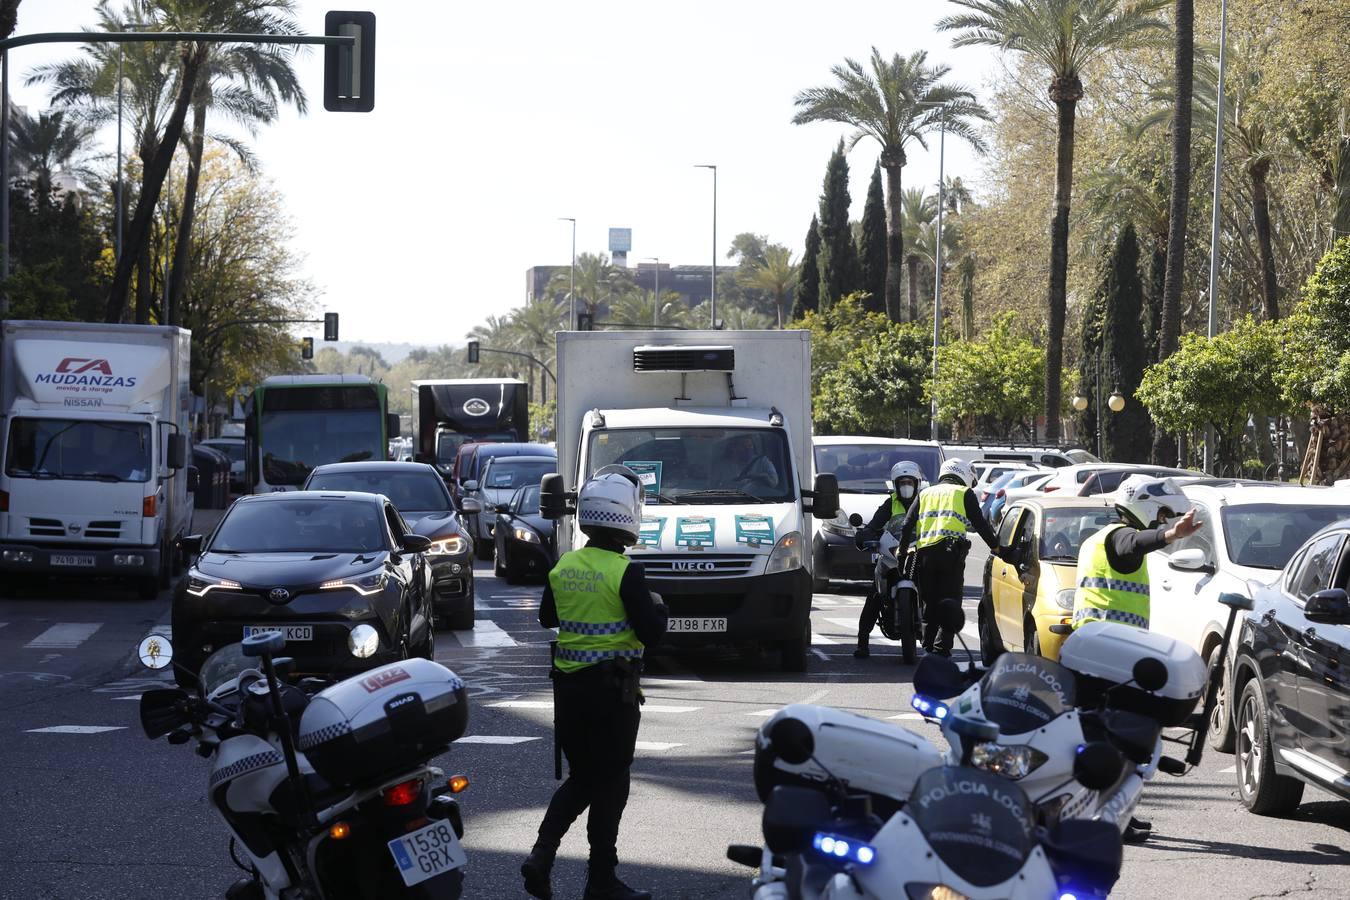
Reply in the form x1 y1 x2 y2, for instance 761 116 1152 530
884 515 906 539
977 652 1077 735
199 644 256 696
907 766 1036 887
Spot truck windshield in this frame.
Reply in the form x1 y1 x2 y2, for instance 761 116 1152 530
259 387 384 485
813 443 942 492
6 418 152 483
587 427 794 503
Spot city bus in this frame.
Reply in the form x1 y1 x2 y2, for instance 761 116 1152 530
243 375 398 492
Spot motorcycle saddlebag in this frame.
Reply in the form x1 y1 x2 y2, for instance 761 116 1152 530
1058 621 1205 726
297 658 468 786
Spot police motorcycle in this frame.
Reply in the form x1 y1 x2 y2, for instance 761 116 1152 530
728 716 1125 899
849 512 921 664
135 630 471 899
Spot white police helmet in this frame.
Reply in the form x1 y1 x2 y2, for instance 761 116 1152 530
577 465 644 544
889 461 923 498
1113 475 1191 529
939 458 976 488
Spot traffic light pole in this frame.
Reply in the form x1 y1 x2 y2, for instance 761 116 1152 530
468 344 556 386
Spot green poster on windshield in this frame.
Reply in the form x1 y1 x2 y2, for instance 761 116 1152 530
734 514 775 547
622 460 663 500
637 516 666 549
675 516 715 548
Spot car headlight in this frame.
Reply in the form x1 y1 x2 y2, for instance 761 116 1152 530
820 514 855 537
765 531 805 575
970 742 1048 780
1055 587 1077 611
513 527 541 544
428 535 468 555
321 571 386 596
348 623 379 658
186 572 241 597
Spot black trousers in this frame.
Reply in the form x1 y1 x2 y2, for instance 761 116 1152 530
916 545 966 653
855 568 897 644
535 666 641 871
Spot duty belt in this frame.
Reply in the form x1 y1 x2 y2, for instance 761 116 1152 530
558 618 631 635
555 646 644 664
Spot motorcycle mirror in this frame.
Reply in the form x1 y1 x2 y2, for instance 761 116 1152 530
913 655 967 700
139 687 190 739
242 631 285 658
848 513 864 527
767 717 814 766
1132 657 1169 693
1073 741 1126 791
938 599 966 633
137 633 174 670
762 785 831 855
1041 818 1123 896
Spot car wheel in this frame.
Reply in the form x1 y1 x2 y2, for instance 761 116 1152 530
1207 643 1236 754
779 618 810 673
415 618 436 660
494 544 507 578
1236 678 1304 816
978 596 1004 666
157 541 173 589
474 528 493 561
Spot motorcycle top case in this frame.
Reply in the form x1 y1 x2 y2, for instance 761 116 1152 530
297 658 468 786
754 703 941 815
1058 621 1206 725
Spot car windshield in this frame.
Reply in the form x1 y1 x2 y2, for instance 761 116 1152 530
437 431 514 464
482 459 556 492
1065 449 1099 464
1039 507 1116 562
198 644 256 697
206 441 245 463
814 443 941 492
1221 503 1350 569
305 470 450 512
5 417 152 482
978 652 1077 734
259 386 384 485
907 767 1036 888
589 427 795 503
986 471 1020 493
211 499 386 553
1010 472 1050 489
516 484 542 514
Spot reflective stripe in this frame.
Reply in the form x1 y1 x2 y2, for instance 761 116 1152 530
558 618 631 636
920 509 973 529
1076 577 1151 597
1072 607 1150 629
556 646 645 664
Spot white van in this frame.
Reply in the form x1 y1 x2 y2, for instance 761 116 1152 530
943 442 1097 469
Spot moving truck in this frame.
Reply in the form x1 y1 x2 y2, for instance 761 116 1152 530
411 378 529 477
0 321 192 598
543 330 838 671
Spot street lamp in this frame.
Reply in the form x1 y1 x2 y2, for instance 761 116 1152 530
643 257 660 327
1071 348 1126 459
694 164 717 327
1202 0 1231 474
558 217 576 330
915 101 950 440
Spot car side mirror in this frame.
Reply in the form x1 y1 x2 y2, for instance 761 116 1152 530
808 473 839 519
462 480 479 493
400 533 432 554
180 534 203 557
766 717 814 765
762 785 831 855
167 433 187 470
1305 588 1350 624
459 498 482 515
1168 548 1214 574
495 504 511 514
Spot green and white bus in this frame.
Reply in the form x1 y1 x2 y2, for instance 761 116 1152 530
244 375 398 492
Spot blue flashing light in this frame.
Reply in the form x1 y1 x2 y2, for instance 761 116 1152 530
911 695 949 720
1060 893 1080 900
856 846 874 864
811 832 877 866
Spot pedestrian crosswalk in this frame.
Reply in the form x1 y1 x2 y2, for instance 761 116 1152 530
25 623 103 649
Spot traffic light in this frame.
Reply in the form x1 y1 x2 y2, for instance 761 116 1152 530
323 312 339 341
467 340 480 364
324 11 377 112
301 337 314 360
577 312 594 331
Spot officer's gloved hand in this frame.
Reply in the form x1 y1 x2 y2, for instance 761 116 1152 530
854 532 870 551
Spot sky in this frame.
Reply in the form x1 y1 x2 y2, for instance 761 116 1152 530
11 0 1001 346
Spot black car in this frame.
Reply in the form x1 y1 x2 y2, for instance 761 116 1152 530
458 442 555 558
172 491 436 686
492 483 556 583
303 461 478 630
1230 520 1350 815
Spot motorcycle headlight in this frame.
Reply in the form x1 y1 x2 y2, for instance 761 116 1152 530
348 623 380 658
1055 587 1077 611
905 886 971 900
321 571 386 596
185 572 241 597
765 531 805 575
513 527 541 544
971 742 1048 780
428 535 468 555
820 514 855 537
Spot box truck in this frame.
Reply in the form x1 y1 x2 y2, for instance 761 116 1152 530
542 330 837 671
0 321 193 598
411 378 530 477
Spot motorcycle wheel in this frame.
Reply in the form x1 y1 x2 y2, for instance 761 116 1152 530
895 589 916 665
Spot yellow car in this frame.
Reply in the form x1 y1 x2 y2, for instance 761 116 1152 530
978 495 1117 662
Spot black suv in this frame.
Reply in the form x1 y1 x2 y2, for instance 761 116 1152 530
1229 521 1350 814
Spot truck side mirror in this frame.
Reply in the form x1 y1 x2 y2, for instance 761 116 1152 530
808 473 839 519
167 434 187 470
386 413 401 441
540 473 576 520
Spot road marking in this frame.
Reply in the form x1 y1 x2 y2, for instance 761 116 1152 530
112 695 142 701
0 622 8 630
93 676 172 693
643 676 705 686
635 741 684 751
747 709 778 717
487 700 700 713
802 689 829 704
25 623 102 649
453 620 519 649
1219 765 1236 774
810 648 829 661
811 632 838 645
458 735 542 745
888 713 925 720
26 725 126 734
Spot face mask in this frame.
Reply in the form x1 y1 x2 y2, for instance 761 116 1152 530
897 483 916 500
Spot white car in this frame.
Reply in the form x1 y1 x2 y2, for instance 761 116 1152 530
1147 481 1350 750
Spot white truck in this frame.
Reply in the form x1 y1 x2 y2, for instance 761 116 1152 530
0 321 193 598
543 330 838 671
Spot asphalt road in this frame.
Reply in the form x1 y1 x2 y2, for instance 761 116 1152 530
1 539 1347 899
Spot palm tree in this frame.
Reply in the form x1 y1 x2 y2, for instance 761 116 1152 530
738 245 800 328
899 188 938 322
792 48 989 323
545 252 633 318
943 175 974 215
938 0 1167 440
7 108 97 200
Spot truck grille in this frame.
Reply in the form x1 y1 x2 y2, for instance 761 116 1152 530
29 518 64 537
86 521 123 539
637 554 757 578
27 518 123 539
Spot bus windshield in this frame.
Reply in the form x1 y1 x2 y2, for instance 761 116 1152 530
259 386 384 485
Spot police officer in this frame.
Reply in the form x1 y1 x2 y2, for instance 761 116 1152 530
851 461 924 658
522 466 668 900
1073 475 1202 631
893 458 1004 655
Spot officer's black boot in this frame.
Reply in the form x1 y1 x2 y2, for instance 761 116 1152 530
582 867 652 900
521 842 556 900
1123 816 1152 844
853 636 870 659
